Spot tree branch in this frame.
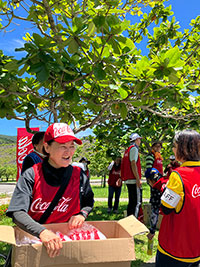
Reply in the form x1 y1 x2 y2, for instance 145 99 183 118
75 105 110 133
42 0 62 43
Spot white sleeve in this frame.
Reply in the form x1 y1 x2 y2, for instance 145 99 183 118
72 162 85 170
129 146 138 162
108 161 114 171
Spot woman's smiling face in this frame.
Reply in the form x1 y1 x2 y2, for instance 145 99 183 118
44 140 76 168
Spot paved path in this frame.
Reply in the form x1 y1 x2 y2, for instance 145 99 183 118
0 183 16 196
0 181 150 203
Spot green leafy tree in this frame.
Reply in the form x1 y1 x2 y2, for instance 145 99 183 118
0 0 199 133
92 108 193 171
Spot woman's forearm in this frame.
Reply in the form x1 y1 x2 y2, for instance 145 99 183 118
12 210 46 238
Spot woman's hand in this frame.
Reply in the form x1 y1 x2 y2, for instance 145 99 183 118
136 178 142 188
68 214 85 230
148 179 156 188
39 229 62 258
116 178 122 187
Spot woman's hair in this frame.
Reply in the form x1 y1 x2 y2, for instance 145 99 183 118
42 140 54 156
173 130 200 161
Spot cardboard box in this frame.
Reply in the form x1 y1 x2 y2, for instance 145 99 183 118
0 215 148 267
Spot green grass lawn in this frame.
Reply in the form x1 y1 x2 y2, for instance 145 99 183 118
91 182 151 200
0 199 157 267
0 216 14 267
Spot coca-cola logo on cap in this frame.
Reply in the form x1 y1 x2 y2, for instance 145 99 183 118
53 123 74 138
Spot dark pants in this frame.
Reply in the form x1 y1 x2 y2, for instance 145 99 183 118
126 184 141 216
149 205 160 234
108 185 121 210
156 250 200 267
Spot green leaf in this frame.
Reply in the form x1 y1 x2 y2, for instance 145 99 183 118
111 104 120 114
106 15 120 26
87 101 101 112
94 63 106 80
27 103 37 115
36 65 49 82
154 69 164 80
117 88 128 99
29 63 43 73
32 33 45 46
93 15 105 27
4 61 18 71
74 17 85 29
131 100 142 107
88 22 96 36
110 39 121 54
29 95 42 104
134 81 146 93
15 47 25 52
72 90 80 103
68 38 79 54
62 14 70 27
120 103 128 119
168 72 179 82
164 46 184 68
64 88 80 103
18 64 28 76
129 67 141 76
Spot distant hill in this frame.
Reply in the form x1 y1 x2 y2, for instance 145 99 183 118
0 135 17 144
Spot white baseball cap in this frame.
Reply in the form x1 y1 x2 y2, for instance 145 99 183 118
129 133 142 141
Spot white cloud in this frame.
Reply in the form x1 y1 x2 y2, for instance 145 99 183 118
14 38 25 47
0 38 26 57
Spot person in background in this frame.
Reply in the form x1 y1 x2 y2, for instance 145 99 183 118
107 156 122 214
164 155 180 178
156 130 200 267
145 141 163 238
21 131 45 174
145 168 168 241
121 133 142 217
79 157 90 179
146 141 163 175
7 123 94 258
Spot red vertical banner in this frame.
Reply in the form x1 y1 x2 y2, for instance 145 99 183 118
16 127 39 180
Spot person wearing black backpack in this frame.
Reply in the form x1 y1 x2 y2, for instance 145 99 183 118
7 123 94 259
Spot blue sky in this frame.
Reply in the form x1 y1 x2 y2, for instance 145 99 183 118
0 0 199 137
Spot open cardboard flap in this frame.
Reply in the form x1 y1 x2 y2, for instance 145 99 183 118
118 215 149 237
0 225 16 245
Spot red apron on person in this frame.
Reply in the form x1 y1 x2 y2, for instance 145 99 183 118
121 145 141 181
28 163 81 224
158 166 200 262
